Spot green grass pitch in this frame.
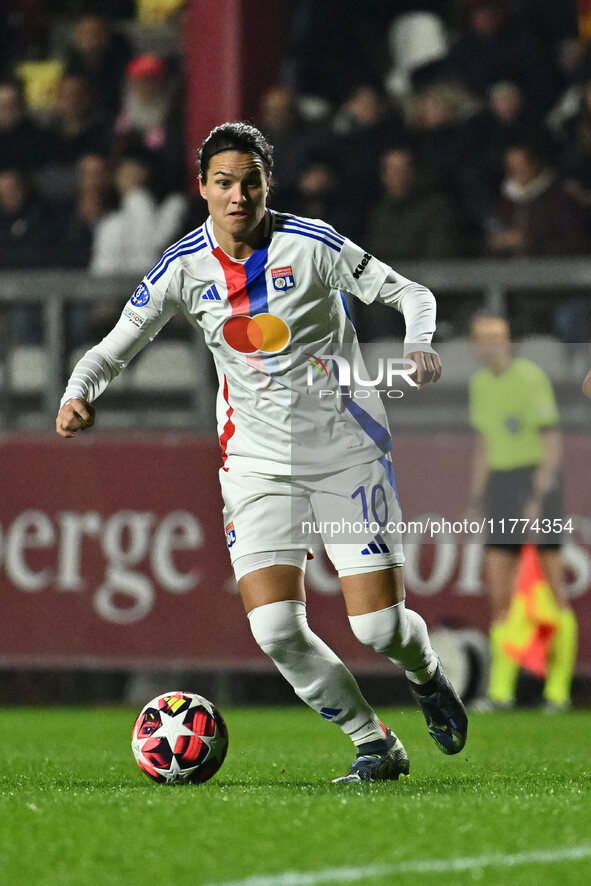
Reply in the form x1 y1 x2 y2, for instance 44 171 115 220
0 705 589 886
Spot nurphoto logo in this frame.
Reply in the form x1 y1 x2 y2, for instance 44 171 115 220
305 353 418 400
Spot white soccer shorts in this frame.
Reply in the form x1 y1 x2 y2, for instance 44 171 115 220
219 455 405 579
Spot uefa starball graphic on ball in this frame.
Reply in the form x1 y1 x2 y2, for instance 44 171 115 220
131 691 228 784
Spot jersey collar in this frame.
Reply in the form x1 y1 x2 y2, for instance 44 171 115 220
204 210 273 258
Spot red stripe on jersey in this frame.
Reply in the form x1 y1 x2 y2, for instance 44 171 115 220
219 374 235 470
212 246 250 314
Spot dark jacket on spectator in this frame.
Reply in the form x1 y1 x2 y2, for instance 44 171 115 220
0 195 63 267
489 172 585 255
365 183 462 260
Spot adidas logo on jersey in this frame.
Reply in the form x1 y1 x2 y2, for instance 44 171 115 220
361 539 390 555
202 284 221 300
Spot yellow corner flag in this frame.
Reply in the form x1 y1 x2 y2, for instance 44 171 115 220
503 545 560 678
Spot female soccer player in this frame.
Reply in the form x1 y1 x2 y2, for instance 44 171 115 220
56 122 467 782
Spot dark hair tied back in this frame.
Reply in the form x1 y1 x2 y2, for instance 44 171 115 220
198 122 274 181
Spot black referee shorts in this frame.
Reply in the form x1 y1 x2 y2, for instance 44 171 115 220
484 466 563 551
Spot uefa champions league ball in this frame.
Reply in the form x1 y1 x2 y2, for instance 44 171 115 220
131 691 228 784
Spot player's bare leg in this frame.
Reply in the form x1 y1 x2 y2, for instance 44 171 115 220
339 563 405 614
484 547 520 705
341 566 468 762
239 564 306 613
240 563 405 780
537 549 577 709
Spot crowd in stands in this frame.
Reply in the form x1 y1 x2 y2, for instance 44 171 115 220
1 0 590 343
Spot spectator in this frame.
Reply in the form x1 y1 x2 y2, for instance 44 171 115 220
556 79 591 218
48 75 110 163
0 79 52 172
113 54 185 198
90 154 187 276
36 74 111 203
406 83 490 231
0 167 62 268
483 81 551 192
63 14 131 121
289 158 357 237
61 154 116 269
485 141 585 256
445 0 559 114
547 41 591 135
331 84 405 240
257 85 322 210
365 146 463 261
0 166 77 342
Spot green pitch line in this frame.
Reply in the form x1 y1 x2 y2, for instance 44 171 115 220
0 706 589 886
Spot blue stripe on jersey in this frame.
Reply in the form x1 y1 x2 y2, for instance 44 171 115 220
147 228 204 278
244 243 270 314
147 231 205 282
150 241 207 284
341 395 392 453
378 454 400 505
203 219 215 249
274 213 345 246
274 225 342 252
274 218 344 248
340 291 354 324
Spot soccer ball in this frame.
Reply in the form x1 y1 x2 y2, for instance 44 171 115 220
131 691 228 784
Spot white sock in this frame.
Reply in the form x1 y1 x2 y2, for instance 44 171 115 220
349 601 438 684
248 600 384 746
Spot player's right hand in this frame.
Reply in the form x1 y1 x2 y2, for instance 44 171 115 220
406 349 442 390
56 398 96 438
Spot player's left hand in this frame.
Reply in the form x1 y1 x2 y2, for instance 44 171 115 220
406 349 442 390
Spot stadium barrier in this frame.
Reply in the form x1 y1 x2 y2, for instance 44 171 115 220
1 434 589 674
1 261 590 431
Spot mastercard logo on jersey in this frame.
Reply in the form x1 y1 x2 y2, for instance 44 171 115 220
222 313 291 354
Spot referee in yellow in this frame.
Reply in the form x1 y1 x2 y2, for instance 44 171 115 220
467 315 577 710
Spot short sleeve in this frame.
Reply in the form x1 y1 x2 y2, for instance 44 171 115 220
526 365 559 429
469 374 485 432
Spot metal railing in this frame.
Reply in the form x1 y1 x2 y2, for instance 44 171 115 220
0 259 589 431
0 271 216 431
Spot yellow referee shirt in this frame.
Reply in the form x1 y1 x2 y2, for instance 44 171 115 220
469 358 559 471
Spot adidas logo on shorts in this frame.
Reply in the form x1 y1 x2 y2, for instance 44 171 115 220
361 538 390 555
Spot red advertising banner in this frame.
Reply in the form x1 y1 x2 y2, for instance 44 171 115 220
1 435 590 671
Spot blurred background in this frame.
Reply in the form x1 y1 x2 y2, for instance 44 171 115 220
1 0 590 708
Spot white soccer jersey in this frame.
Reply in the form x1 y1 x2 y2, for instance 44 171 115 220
62 210 434 475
